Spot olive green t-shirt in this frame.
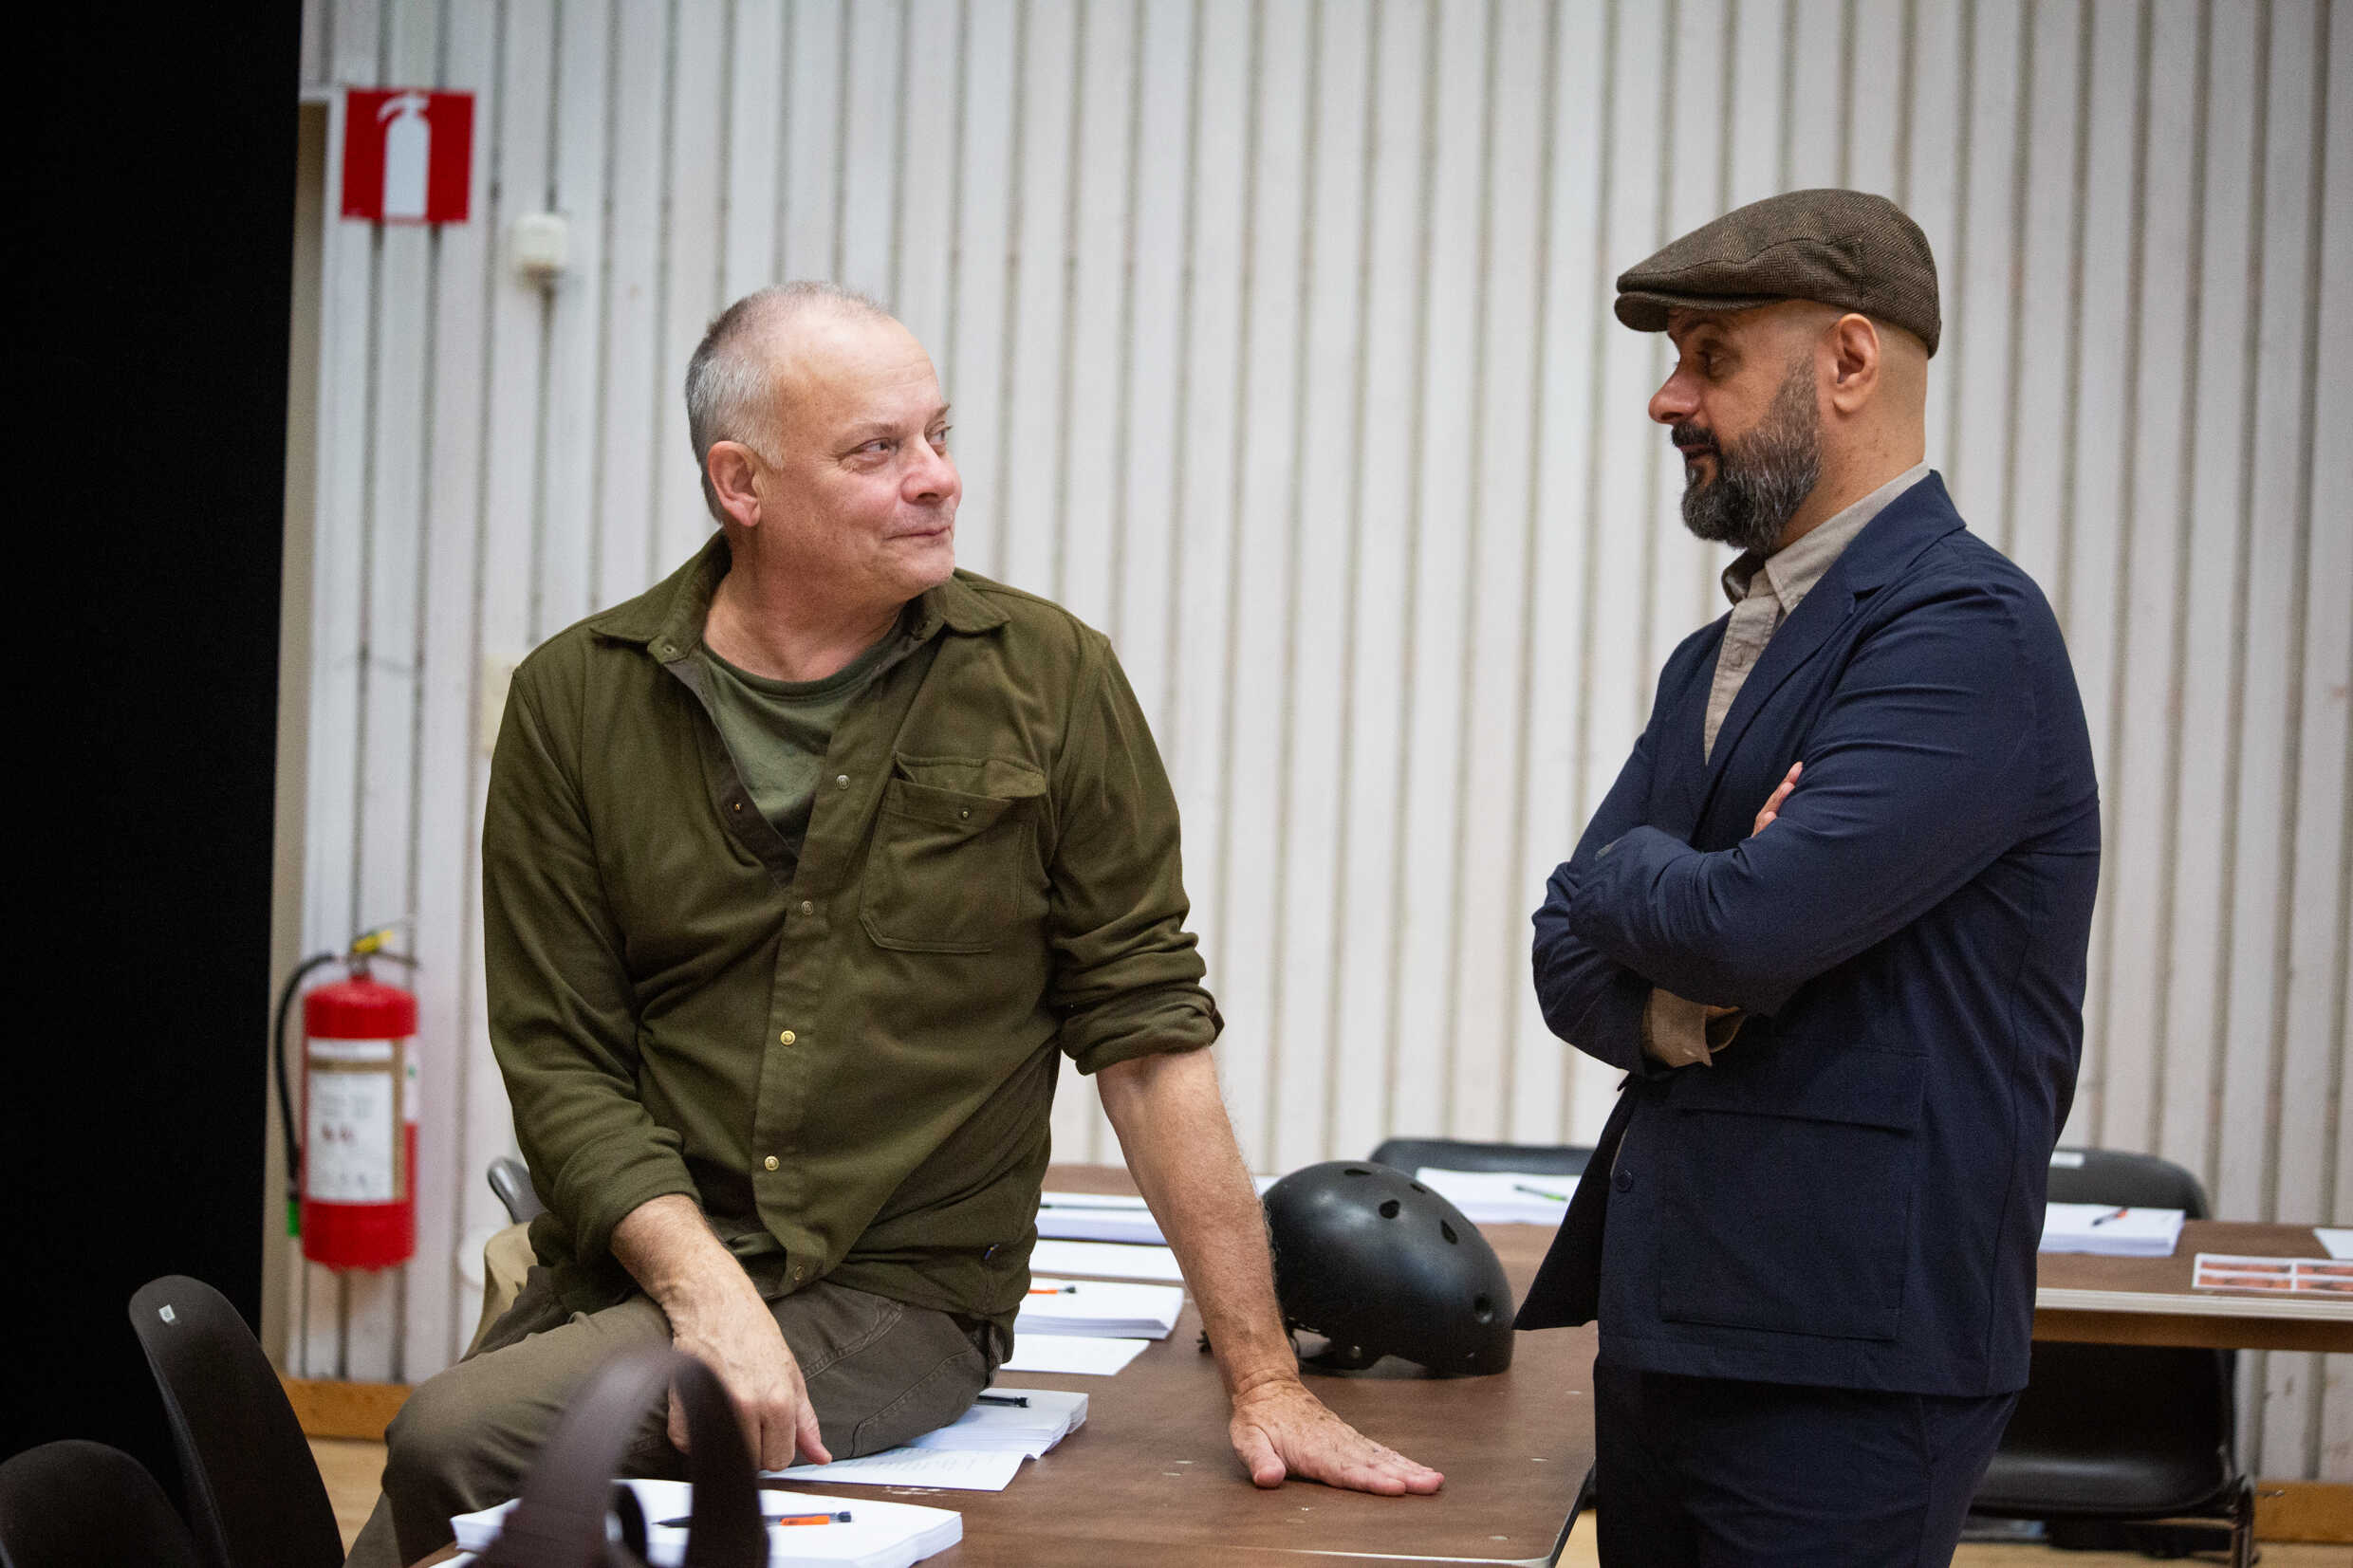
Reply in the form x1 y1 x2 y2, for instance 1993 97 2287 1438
695 618 915 877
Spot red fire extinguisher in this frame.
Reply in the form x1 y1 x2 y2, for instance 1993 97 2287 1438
273 926 418 1271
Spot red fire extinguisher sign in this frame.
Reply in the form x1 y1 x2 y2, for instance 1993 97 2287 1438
342 88 473 224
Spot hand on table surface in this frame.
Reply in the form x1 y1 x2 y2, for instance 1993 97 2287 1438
1227 1375 1445 1496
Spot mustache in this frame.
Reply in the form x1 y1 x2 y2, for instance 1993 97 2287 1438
1671 423 1716 457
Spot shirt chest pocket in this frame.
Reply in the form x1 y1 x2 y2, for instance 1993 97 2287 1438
860 761 1046 954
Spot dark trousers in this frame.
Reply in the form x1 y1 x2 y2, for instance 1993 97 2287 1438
1593 1362 2018 1567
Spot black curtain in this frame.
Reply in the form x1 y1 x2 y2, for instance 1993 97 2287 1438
6 6 301 1485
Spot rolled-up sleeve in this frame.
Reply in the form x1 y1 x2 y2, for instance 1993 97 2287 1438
1043 634 1221 1074
483 656 697 1263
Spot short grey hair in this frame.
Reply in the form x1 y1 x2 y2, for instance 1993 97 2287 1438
684 281 892 522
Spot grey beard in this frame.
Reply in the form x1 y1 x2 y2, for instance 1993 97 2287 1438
1678 360 1823 555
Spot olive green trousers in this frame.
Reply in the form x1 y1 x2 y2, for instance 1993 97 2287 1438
343 1268 1003 1567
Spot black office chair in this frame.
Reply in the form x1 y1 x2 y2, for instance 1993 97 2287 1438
1971 1148 2253 1567
1367 1137 1594 1177
0 1439 206 1568
489 1153 546 1225
126 1275 346 1568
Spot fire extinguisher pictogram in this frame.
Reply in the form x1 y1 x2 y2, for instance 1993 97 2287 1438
273 925 419 1271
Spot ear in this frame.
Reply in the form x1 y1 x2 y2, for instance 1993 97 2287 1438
1825 313 1881 415
705 442 765 529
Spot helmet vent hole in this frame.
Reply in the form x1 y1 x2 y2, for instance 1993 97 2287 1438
1378 1199 1401 1219
1440 1221 1458 1245
1473 1294 1495 1323
1343 1167 1371 1176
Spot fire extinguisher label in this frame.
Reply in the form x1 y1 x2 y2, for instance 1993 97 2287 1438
306 1040 400 1202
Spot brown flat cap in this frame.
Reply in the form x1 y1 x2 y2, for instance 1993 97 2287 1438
1614 188 1940 356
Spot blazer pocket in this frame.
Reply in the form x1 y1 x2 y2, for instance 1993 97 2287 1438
1655 1047 1925 1342
860 770 1040 954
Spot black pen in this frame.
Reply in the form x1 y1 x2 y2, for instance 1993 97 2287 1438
2087 1207 2129 1226
975 1393 1029 1407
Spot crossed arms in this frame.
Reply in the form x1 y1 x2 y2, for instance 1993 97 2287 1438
1535 584 2038 1063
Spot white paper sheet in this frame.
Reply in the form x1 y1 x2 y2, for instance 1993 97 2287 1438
769 1448 1028 1492
2038 1203 2186 1257
1028 1239 1185 1282
996 1335 1152 1375
1034 1192 1165 1245
2315 1227 2353 1261
1413 1168 1577 1226
454 1481 962 1566
1015 1278 1184 1337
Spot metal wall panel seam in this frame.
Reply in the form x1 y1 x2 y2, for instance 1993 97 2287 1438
1377 0 1442 1143
1257 0 1327 1171
986 0 1028 583
1158 0 1205 733
1938 0 1975 481
1561 0 1619 1141
1499 0 1563 1142
2087 0 2156 1153
1317 0 1383 1161
1434 0 1500 1141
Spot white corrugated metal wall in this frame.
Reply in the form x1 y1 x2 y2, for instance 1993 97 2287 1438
286 0 2351 1479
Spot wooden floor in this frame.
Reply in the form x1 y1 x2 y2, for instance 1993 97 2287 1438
312 1438 2340 1565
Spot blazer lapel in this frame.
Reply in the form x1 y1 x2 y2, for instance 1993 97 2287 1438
1694 473 1967 826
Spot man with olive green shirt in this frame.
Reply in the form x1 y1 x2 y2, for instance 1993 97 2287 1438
345 282 1438 1568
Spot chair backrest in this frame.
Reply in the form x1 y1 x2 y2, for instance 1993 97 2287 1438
0 1440 205 1568
125 1275 345 1568
1368 1137 1594 1177
489 1155 547 1226
2045 1147 2212 1217
1977 1146 2235 1520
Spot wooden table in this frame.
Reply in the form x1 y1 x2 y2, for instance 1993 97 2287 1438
2033 1219 2353 1354
421 1165 1594 1567
781 1164 1592 1567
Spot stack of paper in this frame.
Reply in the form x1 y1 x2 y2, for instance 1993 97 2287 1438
1028 1238 1185 1282
2039 1203 2186 1257
906 1388 1088 1458
1015 1277 1184 1338
1035 1191 1165 1245
1414 1168 1578 1226
769 1448 1026 1492
997 1335 1151 1375
453 1479 959 1567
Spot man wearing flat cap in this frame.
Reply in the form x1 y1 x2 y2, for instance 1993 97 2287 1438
1518 189 2099 1561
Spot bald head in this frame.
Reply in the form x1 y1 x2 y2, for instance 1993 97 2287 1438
686 282 899 521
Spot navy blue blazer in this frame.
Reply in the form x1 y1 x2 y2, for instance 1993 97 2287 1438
1518 474 2099 1397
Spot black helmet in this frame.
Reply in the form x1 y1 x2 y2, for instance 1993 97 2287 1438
1261 1160 1514 1375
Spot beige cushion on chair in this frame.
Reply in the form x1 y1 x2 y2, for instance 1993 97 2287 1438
465 1222 539 1358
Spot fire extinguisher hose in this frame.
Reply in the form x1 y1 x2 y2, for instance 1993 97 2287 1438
272 950 343 1235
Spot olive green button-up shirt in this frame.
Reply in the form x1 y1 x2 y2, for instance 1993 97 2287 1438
485 534 1220 1326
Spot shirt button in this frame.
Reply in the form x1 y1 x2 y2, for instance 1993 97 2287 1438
779 1029 797 1045
834 774 850 789
798 900 814 915
791 1264 806 1282
732 801 743 813
1615 1167 1635 1193
764 1155 780 1171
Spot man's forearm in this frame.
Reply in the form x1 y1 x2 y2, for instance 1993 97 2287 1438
1096 1049 1296 1396
611 1193 759 1321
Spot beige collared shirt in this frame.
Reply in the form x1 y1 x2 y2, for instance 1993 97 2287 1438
1645 462 1932 1067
